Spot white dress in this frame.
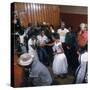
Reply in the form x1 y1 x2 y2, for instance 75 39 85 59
52 42 68 75
75 52 88 83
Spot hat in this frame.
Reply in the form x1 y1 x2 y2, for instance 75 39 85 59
18 53 34 66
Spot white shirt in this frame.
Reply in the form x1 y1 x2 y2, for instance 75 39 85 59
19 34 25 44
57 28 69 43
28 38 37 55
51 29 55 33
37 35 48 45
28 38 36 46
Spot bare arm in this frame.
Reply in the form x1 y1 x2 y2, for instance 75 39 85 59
45 42 55 46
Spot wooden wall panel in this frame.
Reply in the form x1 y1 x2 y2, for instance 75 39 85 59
61 13 87 32
14 3 60 28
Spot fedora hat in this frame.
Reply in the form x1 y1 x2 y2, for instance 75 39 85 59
18 53 34 66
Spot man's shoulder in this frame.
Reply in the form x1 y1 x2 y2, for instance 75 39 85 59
44 35 48 38
28 38 32 41
64 28 69 32
34 61 46 70
81 52 88 62
28 39 32 44
37 35 41 38
57 28 62 32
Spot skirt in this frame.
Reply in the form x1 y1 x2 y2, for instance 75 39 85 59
52 53 68 75
75 52 88 83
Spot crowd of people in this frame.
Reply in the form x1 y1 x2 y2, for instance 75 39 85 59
13 15 88 86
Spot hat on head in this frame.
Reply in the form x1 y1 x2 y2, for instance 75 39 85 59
18 53 34 66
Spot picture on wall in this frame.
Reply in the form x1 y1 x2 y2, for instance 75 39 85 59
11 2 88 87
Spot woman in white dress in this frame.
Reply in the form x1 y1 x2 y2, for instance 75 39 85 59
75 48 88 83
52 33 68 77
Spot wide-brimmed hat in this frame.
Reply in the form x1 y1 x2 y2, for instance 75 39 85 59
18 53 34 66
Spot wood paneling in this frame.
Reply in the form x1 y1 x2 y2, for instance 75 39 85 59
14 2 60 27
14 52 23 87
61 13 87 32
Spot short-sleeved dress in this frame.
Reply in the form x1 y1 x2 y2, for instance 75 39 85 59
52 41 68 75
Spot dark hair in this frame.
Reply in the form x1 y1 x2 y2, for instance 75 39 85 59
19 29 24 35
52 33 60 39
40 30 45 33
80 44 88 54
28 23 32 27
83 44 88 52
15 35 19 40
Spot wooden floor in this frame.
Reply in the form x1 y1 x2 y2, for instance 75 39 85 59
48 66 74 85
